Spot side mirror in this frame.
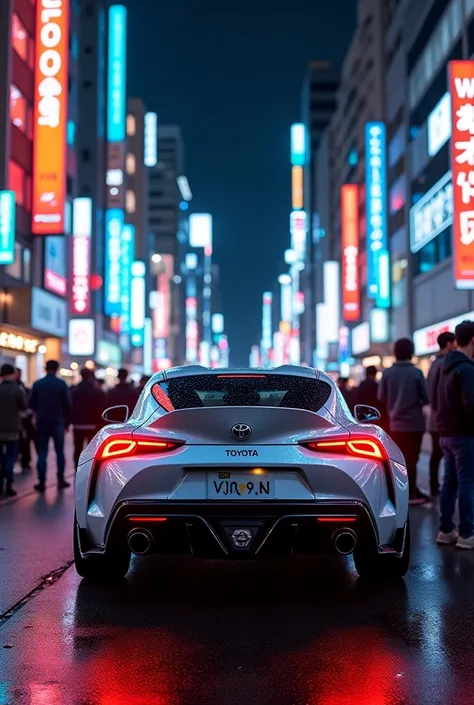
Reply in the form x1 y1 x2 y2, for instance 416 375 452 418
102 405 129 424
354 404 381 424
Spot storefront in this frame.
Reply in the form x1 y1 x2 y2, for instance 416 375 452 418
350 318 393 383
30 287 67 381
0 326 42 385
413 310 474 376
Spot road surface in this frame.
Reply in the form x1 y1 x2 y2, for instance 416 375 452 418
1 450 473 705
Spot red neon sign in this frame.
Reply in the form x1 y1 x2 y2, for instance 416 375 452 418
341 184 360 322
449 60 474 289
32 0 69 235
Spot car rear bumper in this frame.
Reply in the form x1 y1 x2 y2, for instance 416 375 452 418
77 500 407 560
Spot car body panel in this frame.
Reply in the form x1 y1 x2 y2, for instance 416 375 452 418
75 365 409 560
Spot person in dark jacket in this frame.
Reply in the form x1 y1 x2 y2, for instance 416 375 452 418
336 377 356 412
107 368 139 413
29 360 71 493
0 364 28 496
71 367 107 468
427 331 456 496
15 367 36 470
378 338 430 505
433 320 474 549
354 366 387 430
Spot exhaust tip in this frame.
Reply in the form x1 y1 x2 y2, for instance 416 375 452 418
127 529 152 555
333 528 357 555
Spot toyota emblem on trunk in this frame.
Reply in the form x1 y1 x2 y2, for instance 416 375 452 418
231 423 252 440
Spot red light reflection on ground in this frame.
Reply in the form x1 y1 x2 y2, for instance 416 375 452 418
276 626 406 705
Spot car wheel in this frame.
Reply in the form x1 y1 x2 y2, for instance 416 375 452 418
73 514 131 582
353 518 410 580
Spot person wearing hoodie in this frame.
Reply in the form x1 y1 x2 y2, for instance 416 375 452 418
433 320 474 549
427 331 456 496
378 338 430 505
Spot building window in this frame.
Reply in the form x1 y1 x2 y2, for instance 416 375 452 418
67 119 76 146
5 244 22 280
8 160 24 207
126 190 136 213
11 13 28 62
126 115 136 136
126 153 136 174
415 227 452 275
23 248 31 283
10 85 27 133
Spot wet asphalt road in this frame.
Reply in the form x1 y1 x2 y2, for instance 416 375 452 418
2 458 474 704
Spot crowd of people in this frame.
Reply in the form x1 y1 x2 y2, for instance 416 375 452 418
1 328 474 549
338 320 474 549
0 363 150 497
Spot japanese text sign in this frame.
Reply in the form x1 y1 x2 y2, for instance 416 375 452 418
341 184 360 322
449 60 474 288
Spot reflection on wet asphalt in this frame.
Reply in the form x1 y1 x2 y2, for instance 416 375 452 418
1 506 474 704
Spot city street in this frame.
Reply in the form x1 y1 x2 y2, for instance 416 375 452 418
1 450 474 705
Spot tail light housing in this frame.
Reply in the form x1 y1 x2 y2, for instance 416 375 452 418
98 436 184 461
300 436 386 461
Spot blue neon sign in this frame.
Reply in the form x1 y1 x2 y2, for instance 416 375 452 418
375 250 391 309
0 191 15 265
107 6 127 142
365 122 388 299
120 224 134 333
291 124 305 166
104 209 124 316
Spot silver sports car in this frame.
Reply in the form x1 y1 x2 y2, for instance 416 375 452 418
74 365 410 581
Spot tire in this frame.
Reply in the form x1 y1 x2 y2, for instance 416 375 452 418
353 518 410 580
74 515 131 582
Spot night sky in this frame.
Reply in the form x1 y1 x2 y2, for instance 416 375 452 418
125 0 356 365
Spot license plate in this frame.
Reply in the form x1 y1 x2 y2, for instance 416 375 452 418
207 472 275 500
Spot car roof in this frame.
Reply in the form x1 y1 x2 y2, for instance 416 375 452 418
151 365 332 383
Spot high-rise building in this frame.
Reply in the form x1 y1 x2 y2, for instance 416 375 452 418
148 125 191 367
0 0 79 382
300 61 339 365
314 0 388 375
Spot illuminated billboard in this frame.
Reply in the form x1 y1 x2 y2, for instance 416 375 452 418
291 123 305 166
104 209 124 315
291 166 303 210
120 224 135 333
32 0 69 235
341 184 360 322
365 122 387 298
45 237 67 296
107 6 127 142
410 171 453 253
449 60 474 289
130 261 145 346
212 313 224 335
290 210 306 258
73 197 92 237
189 213 212 249
144 112 158 167
323 261 340 343
68 319 95 357
0 191 15 265
71 234 90 315
428 92 451 157
154 254 173 339
262 292 272 351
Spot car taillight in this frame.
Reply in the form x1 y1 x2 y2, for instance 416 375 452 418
300 437 386 461
98 437 184 460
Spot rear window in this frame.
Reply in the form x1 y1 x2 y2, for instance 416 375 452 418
154 374 331 413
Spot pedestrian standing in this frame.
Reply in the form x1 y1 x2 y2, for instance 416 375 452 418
354 366 387 430
71 367 106 468
107 368 139 413
337 377 356 412
15 367 36 470
378 338 430 505
433 321 474 549
29 360 72 493
0 364 28 497
427 332 456 496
